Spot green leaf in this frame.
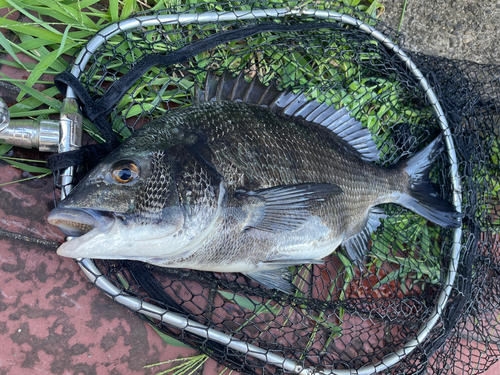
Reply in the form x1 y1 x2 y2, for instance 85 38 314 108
0 172 51 187
0 143 13 156
9 86 61 114
57 25 71 56
0 58 32 70
17 42 74 101
109 0 118 22
17 38 57 51
9 109 60 118
149 324 191 348
121 0 135 20
365 0 379 17
67 0 102 10
0 19 62 44
0 157 51 174
4 0 63 36
0 29 27 69
218 291 261 312
0 156 50 164
38 0 98 30
373 269 406 289
0 72 62 110
116 274 130 289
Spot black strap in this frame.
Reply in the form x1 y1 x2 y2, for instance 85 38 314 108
47 143 109 171
49 20 342 172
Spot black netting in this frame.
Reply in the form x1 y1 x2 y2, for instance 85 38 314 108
52 1 500 374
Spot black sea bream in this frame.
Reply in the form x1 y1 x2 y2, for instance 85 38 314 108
48 72 461 293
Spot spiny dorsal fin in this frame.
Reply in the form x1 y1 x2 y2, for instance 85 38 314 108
194 71 380 162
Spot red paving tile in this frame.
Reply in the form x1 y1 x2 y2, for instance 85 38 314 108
0 163 200 374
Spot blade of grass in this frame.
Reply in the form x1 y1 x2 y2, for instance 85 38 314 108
0 19 64 44
0 143 13 156
9 86 61 114
149 324 191 348
0 157 51 174
398 0 408 33
9 109 60 117
121 0 135 20
38 0 98 31
7 36 45 64
109 0 119 22
67 0 103 10
17 40 75 101
0 30 27 70
16 37 60 52
218 290 262 313
365 0 378 19
4 0 64 35
0 72 62 110
0 172 51 187
0 156 50 163
0 58 40 71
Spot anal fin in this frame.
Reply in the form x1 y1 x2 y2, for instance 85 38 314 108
244 268 294 294
342 207 387 265
262 258 325 267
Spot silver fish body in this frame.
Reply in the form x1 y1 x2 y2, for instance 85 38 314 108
48 72 461 293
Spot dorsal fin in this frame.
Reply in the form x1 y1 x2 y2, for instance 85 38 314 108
193 71 380 162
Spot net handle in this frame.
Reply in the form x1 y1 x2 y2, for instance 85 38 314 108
58 7 463 375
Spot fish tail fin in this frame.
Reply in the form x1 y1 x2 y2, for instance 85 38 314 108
396 134 461 229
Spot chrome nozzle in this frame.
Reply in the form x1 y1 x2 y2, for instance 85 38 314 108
0 98 10 132
0 98 83 153
0 118 60 152
0 106 60 153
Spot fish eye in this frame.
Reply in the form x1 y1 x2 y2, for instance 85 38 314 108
111 161 140 184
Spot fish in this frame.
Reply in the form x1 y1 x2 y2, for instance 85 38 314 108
48 71 461 294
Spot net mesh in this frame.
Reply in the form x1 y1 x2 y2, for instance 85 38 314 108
55 2 500 374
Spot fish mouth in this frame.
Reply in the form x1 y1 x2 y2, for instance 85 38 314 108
48 208 115 237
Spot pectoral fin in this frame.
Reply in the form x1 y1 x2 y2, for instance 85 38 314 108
342 207 387 265
236 183 342 232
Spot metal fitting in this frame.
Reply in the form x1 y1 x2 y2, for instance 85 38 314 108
59 97 83 199
59 97 82 153
0 119 59 152
0 98 9 132
0 98 60 152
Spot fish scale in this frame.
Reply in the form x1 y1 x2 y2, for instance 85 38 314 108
48 73 461 294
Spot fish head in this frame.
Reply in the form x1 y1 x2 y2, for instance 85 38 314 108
47 142 201 261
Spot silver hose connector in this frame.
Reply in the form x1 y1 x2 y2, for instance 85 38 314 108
0 98 59 152
0 98 9 132
58 98 82 153
59 97 83 199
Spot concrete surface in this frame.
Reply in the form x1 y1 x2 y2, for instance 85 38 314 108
380 0 500 64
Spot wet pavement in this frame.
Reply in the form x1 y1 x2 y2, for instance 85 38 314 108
0 162 207 374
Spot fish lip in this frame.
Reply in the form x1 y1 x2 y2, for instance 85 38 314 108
48 207 115 237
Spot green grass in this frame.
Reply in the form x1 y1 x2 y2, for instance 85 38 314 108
144 355 209 375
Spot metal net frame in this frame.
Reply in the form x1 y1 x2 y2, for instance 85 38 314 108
51 2 499 374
